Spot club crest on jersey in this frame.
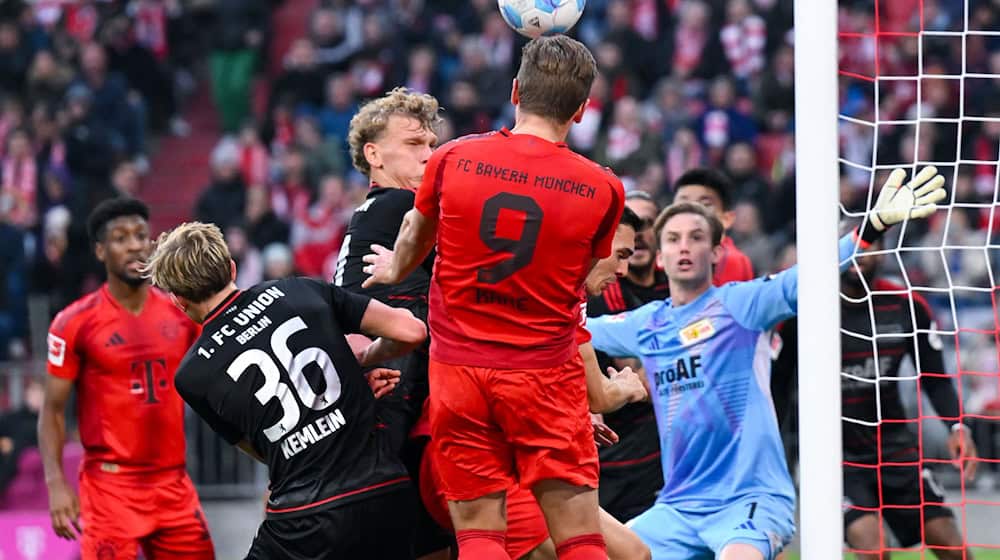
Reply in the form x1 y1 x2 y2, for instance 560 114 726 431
679 318 715 346
48 333 66 366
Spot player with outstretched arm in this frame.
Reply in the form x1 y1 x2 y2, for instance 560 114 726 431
585 167 947 560
364 35 624 560
39 198 215 559
143 221 427 559
772 236 977 560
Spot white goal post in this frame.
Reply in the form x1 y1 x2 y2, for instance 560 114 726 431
793 0 844 557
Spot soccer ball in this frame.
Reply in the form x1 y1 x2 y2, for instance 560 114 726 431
498 0 586 39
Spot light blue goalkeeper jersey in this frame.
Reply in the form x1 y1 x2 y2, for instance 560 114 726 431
587 234 858 512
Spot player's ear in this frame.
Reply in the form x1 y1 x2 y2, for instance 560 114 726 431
94 241 106 264
510 78 519 106
720 208 735 230
655 248 666 271
710 244 723 265
363 141 382 171
572 98 588 123
230 259 237 282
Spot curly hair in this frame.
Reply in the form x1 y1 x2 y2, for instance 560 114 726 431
348 87 442 176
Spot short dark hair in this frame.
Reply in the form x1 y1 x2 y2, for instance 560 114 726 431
653 202 724 248
674 168 734 210
515 35 597 123
619 205 643 232
87 197 150 244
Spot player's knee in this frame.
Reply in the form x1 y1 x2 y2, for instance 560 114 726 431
448 492 508 531
845 514 883 553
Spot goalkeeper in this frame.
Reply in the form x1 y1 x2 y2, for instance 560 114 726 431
585 167 946 560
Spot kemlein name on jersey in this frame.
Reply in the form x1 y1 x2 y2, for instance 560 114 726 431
175 278 408 518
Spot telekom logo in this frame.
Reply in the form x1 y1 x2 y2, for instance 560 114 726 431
15 525 45 560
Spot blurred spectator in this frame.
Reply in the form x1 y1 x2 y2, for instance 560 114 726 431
291 174 349 278
447 80 492 137
398 44 443 99
0 18 34 95
311 5 363 75
109 160 140 198
455 36 507 114
672 0 726 81
210 0 268 132
729 200 776 274
720 0 766 80
0 378 41 493
0 209 27 361
261 242 296 281
75 42 146 166
270 145 312 222
695 76 757 163
316 73 358 149
269 38 326 115
101 15 187 136
195 139 247 231
593 96 661 180
245 185 289 250
226 223 263 289
26 50 73 110
0 127 37 229
238 120 271 188
295 114 345 185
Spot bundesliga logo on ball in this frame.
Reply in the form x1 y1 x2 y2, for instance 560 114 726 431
497 0 586 38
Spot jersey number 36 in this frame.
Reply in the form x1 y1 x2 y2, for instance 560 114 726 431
227 316 342 442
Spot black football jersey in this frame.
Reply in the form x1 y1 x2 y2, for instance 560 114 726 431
334 186 433 318
175 278 408 518
773 279 958 465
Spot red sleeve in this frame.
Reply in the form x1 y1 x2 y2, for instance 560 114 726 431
592 177 625 259
576 300 592 345
47 310 84 380
413 143 453 219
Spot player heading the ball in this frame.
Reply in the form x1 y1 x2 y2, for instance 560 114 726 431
144 221 428 559
585 166 947 560
364 35 624 560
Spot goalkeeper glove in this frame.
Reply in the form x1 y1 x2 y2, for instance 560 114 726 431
861 166 946 244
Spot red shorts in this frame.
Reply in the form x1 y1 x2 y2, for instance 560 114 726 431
427 354 599 501
420 439 549 559
79 469 214 559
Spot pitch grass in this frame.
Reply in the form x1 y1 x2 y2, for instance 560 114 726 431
782 550 1000 559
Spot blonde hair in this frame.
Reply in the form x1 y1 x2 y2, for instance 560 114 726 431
144 222 232 303
348 87 442 176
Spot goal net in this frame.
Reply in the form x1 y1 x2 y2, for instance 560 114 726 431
835 0 1000 556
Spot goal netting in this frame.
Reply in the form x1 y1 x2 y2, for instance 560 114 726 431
836 0 1000 556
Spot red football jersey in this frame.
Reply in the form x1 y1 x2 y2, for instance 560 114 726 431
713 236 755 286
47 285 199 475
415 129 624 368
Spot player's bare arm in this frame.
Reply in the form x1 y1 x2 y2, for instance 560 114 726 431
38 375 81 540
355 297 428 366
362 207 437 289
345 333 402 398
581 342 646 414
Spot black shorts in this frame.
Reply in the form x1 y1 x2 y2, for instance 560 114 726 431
843 463 954 547
598 458 662 523
246 487 417 560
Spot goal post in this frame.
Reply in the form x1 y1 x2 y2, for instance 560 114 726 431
793 0 844 557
